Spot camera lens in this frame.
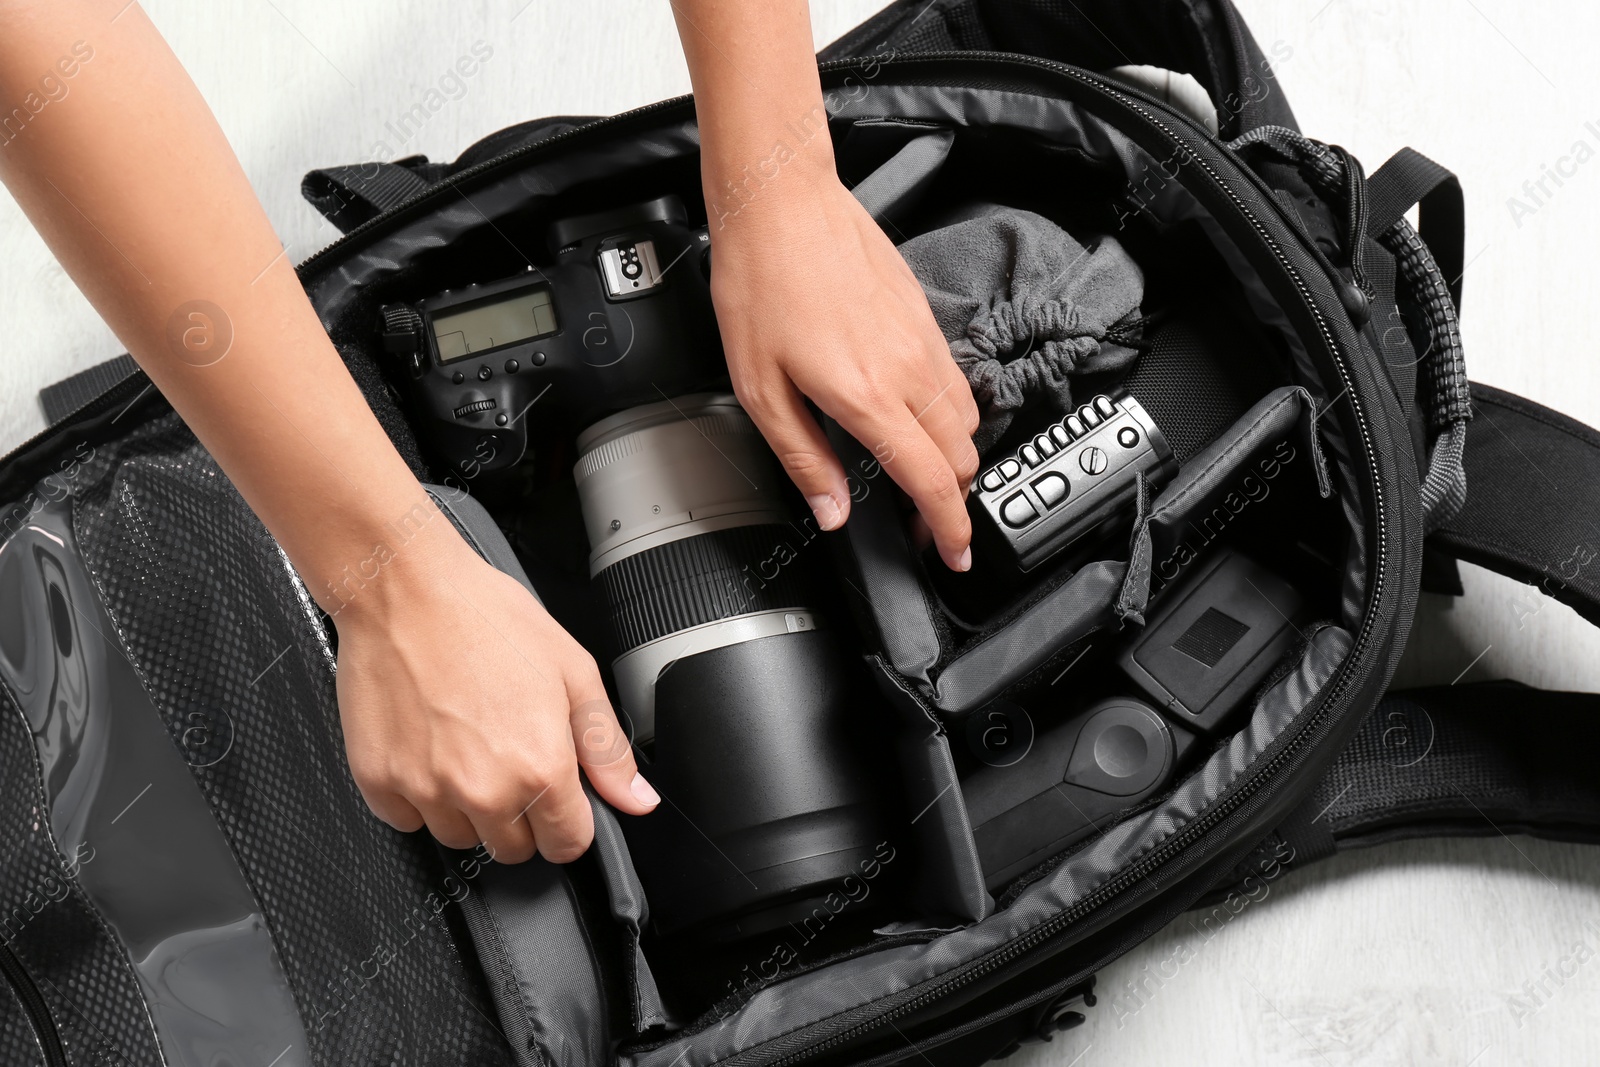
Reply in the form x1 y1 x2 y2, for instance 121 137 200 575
573 393 894 938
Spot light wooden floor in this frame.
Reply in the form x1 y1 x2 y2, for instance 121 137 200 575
2 2 1597 1063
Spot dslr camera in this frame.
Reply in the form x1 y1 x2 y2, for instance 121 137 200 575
381 197 894 940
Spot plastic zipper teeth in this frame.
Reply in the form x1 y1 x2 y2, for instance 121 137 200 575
0 941 67 1067
714 54 1390 1067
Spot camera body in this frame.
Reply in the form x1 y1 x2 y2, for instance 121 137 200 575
379 195 724 477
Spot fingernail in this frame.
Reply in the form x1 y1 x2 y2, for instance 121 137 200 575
807 493 843 531
631 772 660 807
955 546 972 572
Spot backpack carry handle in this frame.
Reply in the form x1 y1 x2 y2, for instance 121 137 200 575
820 0 1299 139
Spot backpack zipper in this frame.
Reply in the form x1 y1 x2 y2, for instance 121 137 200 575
0 941 67 1067
0 371 155 486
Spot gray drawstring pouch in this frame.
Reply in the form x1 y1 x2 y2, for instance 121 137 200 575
899 207 1146 451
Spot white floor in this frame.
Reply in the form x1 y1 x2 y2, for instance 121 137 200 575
3 2 1599 1064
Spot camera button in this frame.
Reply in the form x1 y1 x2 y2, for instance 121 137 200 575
1050 424 1073 448
1031 472 1070 509
1019 444 1042 468
1064 414 1087 437
451 371 465 385
1078 404 1101 428
505 358 520 374
1094 395 1117 419
478 365 493 381
1118 427 1141 449
495 413 508 426
979 469 1006 493
1000 492 1039 528
997 458 1022 482
531 351 547 367
1034 434 1057 457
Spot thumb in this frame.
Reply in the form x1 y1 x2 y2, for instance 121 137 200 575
567 676 658 816
738 378 851 531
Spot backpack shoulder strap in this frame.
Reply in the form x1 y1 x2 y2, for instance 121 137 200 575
1201 683 1600 906
821 0 1297 138
1431 383 1600 627
1203 384 1600 901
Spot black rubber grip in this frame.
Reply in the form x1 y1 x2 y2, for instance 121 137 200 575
598 523 812 653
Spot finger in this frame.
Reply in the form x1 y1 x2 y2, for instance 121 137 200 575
839 406 971 572
569 681 658 817
909 382 980 499
519 742 595 865
736 374 852 531
415 801 481 851
466 808 538 866
941 355 980 437
360 788 426 834
907 510 933 552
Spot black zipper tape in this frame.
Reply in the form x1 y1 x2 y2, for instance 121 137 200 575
0 941 67 1067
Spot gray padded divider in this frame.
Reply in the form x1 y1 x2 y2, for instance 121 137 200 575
874 663 993 924
847 125 955 225
424 485 667 1060
821 422 944 681
930 561 1126 714
1146 386 1330 578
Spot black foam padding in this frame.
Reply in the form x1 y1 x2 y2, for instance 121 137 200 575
598 523 812 653
1119 307 1286 466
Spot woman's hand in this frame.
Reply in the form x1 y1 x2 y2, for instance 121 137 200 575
710 172 981 570
671 0 980 570
332 526 658 863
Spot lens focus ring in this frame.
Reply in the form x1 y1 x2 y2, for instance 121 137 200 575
598 524 810 654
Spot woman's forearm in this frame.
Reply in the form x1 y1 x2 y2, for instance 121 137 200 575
0 1 464 614
669 0 836 225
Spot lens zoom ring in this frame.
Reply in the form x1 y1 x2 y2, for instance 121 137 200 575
598 524 811 652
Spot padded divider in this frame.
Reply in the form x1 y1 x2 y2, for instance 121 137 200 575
455 855 610 1067
930 561 1126 715
873 662 993 924
427 485 670 1054
822 421 944 682
623 625 1353 1067
1145 385 1331 577
591 800 671 1032
843 121 956 225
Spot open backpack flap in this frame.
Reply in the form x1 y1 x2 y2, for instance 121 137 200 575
6 1 1600 1065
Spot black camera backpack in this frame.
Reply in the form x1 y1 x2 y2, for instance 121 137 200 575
6 2 1600 1065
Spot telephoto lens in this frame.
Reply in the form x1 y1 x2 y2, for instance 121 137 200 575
573 393 895 939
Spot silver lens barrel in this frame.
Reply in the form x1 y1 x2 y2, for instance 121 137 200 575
573 393 815 741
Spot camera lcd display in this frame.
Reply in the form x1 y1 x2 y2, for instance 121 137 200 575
431 286 558 362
